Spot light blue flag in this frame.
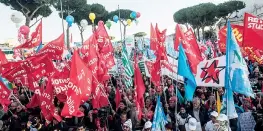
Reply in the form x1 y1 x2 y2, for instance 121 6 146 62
36 42 43 53
221 87 238 119
225 21 254 98
178 44 197 101
152 96 167 131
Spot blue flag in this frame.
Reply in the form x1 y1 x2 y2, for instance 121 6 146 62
36 42 43 53
225 21 254 98
152 96 167 131
178 44 197 101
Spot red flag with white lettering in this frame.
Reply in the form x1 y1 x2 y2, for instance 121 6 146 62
0 81 11 112
61 50 92 117
243 13 263 51
16 20 42 49
155 24 168 61
37 33 64 60
150 23 158 51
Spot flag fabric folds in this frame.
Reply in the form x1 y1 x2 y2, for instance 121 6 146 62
152 96 167 131
225 21 254 98
178 44 197 101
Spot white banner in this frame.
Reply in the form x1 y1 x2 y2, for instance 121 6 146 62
144 56 184 82
195 56 226 87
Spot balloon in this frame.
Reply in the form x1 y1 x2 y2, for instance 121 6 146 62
127 19 132 26
66 15 74 27
89 13 96 23
19 25 30 35
130 11 137 19
11 12 23 24
136 12 141 18
80 19 88 28
113 15 119 23
106 20 112 29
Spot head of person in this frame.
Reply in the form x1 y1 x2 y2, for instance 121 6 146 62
169 96 176 108
143 121 152 131
10 102 17 111
145 97 152 107
217 114 229 130
186 118 197 131
16 105 23 112
193 97 200 109
120 112 127 124
77 125 86 131
119 100 127 110
210 111 218 123
122 119 132 131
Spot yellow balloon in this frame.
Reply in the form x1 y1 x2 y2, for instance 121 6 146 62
89 13 96 23
127 19 132 26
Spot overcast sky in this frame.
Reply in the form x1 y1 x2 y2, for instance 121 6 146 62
0 0 262 44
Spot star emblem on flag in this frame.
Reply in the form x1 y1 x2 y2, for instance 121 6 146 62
200 60 225 84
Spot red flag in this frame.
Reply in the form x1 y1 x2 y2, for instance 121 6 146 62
155 24 168 61
0 50 7 65
96 21 115 70
37 33 64 60
150 23 158 51
61 50 92 117
174 24 202 74
134 54 145 120
115 87 121 110
174 24 185 51
0 81 11 112
243 13 263 51
16 20 42 49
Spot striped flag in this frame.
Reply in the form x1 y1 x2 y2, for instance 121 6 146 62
121 46 134 88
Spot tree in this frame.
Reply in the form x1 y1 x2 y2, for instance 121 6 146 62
134 32 147 37
0 0 54 26
216 1 246 24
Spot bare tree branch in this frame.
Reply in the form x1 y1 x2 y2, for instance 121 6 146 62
16 0 30 16
29 17 43 28
29 4 45 18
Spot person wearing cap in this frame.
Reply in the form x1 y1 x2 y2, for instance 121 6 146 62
185 117 198 131
205 111 219 131
216 114 231 131
122 119 132 131
142 121 152 131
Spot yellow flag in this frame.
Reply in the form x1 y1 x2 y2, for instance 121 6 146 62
216 91 221 114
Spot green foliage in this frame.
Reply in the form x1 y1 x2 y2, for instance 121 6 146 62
89 3 108 25
107 9 134 20
134 32 147 37
216 0 246 18
173 7 189 24
0 0 54 25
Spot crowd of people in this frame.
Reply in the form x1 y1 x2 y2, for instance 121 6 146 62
0 56 262 131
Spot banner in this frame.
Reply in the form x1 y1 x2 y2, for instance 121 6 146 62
243 13 263 51
195 56 225 87
144 56 184 82
218 25 243 53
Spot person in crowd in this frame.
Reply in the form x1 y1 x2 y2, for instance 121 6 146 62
216 114 231 131
142 121 152 131
185 117 198 131
205 111 219 131
188 97 208 130
122 119 132 131
177 106 192 131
